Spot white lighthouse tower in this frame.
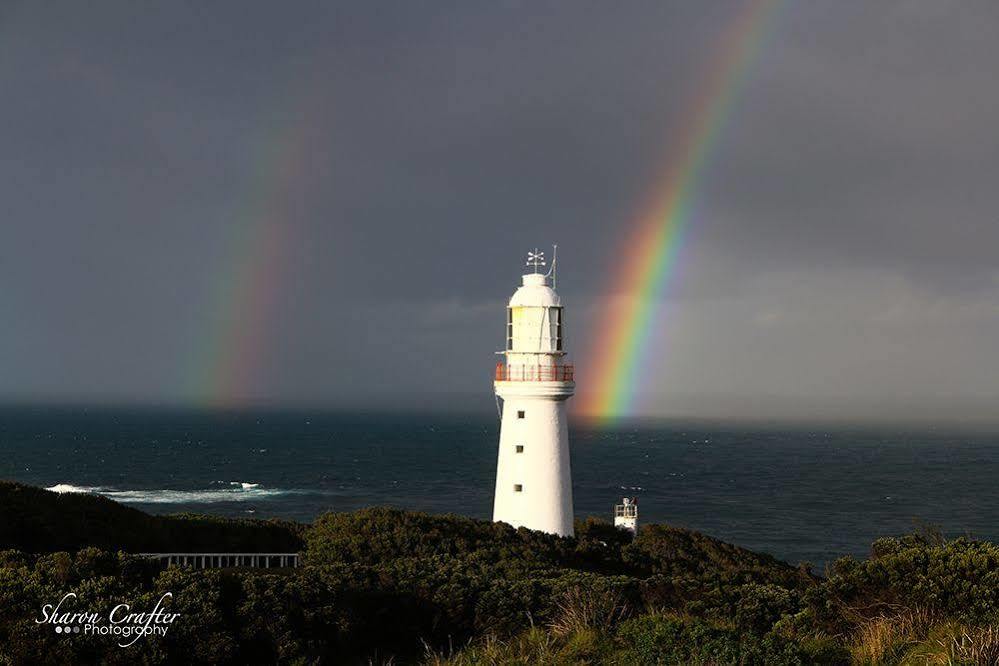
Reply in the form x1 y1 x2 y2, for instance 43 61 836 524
492 248 575 537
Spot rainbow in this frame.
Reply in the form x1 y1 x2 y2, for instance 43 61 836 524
580 0 781 422
184 101 325 407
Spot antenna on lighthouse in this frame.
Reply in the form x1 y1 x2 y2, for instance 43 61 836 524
546 244 558 289
526 249 546 273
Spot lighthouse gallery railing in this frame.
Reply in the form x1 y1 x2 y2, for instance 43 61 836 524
495 363 574 382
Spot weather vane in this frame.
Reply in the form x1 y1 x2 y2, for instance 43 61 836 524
526 248 546 273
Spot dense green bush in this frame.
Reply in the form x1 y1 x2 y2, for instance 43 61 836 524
1 483 996 664
615 613 819 665
808 534 999 631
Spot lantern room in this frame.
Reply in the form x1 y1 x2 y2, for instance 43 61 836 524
505 273 564 355
495 249 574 387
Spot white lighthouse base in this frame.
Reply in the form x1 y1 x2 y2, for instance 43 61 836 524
492 388 574 537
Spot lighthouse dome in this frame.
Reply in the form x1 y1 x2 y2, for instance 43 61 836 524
509 273 561 307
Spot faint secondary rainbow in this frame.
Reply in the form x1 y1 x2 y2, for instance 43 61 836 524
185 101 325 407
580 0 781 422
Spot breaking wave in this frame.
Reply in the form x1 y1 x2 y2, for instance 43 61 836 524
45 482 301 504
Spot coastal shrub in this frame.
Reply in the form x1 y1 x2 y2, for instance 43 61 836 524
469 569 640 636
813 536 999 628
305 511 554 575
571 516 636 575
734 583 800 633
305 507 574 569
637 573 806 626
615 613 773 665
615 613 847 666
624 523 806 586
472 574 553 635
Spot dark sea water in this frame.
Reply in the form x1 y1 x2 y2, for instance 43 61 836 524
2 406 997 569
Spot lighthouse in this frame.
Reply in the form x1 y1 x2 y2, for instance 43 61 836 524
492 248 575 537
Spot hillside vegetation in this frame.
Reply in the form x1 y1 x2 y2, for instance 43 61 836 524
2 482 998 664
0 481 303 553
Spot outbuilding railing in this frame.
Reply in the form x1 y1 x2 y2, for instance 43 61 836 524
136 553 300 569
495 363 574 382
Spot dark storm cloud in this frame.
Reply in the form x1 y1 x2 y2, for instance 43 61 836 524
1 1 996 422
699 1 999 290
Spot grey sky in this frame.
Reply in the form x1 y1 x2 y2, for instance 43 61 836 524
1 1 997 423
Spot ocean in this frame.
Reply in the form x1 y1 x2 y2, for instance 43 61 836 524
2 406 997 569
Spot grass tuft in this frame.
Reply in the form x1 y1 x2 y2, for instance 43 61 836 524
549 586 630 638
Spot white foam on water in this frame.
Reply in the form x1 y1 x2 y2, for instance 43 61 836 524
45 483 299 504
46 483 102 494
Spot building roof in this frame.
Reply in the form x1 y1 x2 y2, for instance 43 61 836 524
509 273 561 307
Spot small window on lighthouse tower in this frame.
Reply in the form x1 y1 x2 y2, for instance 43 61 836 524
516 445 524 453
517 410 525 419
513 484 523 492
